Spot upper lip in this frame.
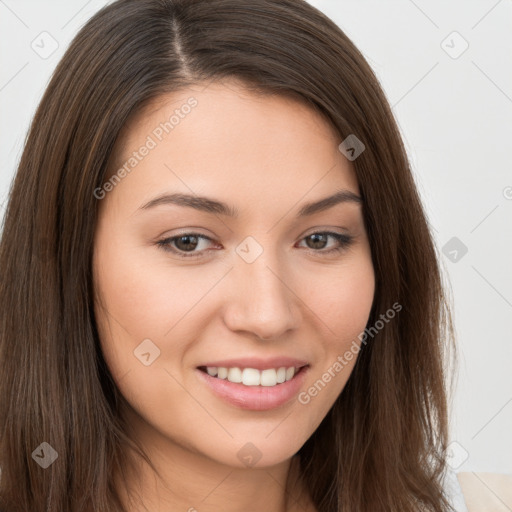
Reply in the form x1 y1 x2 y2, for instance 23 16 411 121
197 357 309 371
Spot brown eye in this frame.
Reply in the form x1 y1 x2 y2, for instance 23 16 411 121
298 232 354 255
156 233 215 258
305 233 329 249
174 234 200 252
156 231 354 259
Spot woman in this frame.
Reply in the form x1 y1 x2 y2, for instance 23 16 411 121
0 0 461 510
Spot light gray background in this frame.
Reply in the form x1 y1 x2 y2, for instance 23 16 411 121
1 0 511 477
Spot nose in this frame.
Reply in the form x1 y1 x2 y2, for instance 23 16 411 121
222 252 301 341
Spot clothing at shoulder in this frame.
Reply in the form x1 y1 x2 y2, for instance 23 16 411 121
444 468 469 512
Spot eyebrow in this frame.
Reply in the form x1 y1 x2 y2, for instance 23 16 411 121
138 189 362 218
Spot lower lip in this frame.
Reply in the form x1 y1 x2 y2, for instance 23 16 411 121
195 366 310 411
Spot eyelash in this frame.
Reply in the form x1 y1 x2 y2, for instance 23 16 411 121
156 231 354 259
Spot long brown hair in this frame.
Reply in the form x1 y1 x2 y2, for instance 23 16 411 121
0 0 457 510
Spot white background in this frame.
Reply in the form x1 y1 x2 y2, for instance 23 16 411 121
1 0 511 477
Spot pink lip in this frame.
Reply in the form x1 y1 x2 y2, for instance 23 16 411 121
196 356 309 371
196 365 310 411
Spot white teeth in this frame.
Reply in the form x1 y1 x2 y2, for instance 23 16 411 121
242 368 260 386
260 369 277 386
227 367 242 383
203 366 301 387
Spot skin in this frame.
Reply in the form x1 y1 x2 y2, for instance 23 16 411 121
93 79 375 512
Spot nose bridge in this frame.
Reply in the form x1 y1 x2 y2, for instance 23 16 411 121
224 235 300 338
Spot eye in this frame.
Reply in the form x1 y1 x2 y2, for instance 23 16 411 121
156 233 216 258
156 231 354 259
298 231 354 255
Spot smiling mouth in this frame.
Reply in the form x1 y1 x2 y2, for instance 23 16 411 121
197 365 308 387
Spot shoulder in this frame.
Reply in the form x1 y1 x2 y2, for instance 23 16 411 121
455 472 512 511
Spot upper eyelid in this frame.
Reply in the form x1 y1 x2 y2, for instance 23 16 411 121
161 225 352 239
161 229 351 244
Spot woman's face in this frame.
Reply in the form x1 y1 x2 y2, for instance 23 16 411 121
93 80 375 469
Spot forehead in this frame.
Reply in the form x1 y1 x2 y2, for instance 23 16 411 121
103 80 360 216
120 79 336 146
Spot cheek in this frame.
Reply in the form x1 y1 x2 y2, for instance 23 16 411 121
303 254 375 344
331 267 375 339
92 242 222 377
92 250 205 423
330 263 375 369
296 257 374 413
